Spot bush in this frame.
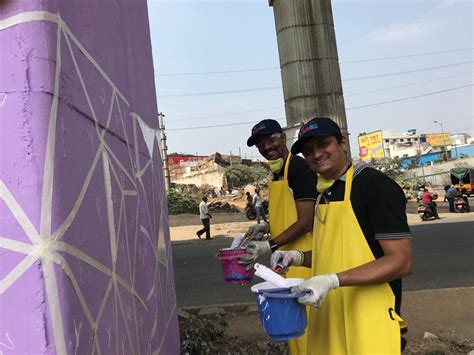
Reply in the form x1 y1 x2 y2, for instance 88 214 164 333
167 189 199 215
225 164 270 188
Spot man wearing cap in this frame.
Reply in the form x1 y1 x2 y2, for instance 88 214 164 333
271 117 413 353
239 119 318 354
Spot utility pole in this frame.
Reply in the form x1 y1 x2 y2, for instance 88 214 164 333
433 120 448 161
269 0 350 156
158 112 171 191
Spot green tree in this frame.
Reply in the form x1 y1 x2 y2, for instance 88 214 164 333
368 157 423 199
225 164 270 188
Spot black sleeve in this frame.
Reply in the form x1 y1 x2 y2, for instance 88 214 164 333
287 155 318 201
364 169 411 240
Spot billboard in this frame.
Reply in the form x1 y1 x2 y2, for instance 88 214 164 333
358 130 385 161
425 133 452 147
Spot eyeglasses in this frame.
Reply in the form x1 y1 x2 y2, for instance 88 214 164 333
255 133 282 148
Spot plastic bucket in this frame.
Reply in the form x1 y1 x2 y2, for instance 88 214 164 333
217 247 254 285
252 283 307 341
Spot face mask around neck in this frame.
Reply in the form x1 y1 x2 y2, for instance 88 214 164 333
268 158 284 173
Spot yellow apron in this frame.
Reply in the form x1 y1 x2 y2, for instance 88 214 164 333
269 153 313 354
307 165 406 354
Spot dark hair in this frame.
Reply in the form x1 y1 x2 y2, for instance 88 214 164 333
335 135 344 143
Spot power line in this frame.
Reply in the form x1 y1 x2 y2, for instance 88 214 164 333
341 47 473 64
173 106 283 122
155 47 473 77
345 71 473 97
160 86 282 98
166 84 472 131
344 61 473 82
158 61 473 98
170 71 472 122
346 84 472 111
167 118 285 131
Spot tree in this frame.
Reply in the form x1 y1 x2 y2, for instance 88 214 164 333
368 157 424 199
225 164 270 188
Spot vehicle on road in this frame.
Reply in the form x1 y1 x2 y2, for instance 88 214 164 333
418 192 439 221
418 202 439 221
454 194 470 213
450 168 474 197
245 200 268 220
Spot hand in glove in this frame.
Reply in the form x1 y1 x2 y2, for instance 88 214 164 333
237 241 271 271
291 274 340 308
245 223 269 241
270 250 304 273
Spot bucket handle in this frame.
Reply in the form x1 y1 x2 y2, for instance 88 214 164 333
214 253 244 261
260 290 308 299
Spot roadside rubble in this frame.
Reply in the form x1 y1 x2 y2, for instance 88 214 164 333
178 304 473 354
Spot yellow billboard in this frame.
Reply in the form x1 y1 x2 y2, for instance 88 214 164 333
358 131 385 161
425 133 452 147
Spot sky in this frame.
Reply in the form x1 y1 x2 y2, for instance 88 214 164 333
147 0 473 159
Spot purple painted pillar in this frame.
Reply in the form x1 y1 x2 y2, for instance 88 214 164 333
0 1 180 354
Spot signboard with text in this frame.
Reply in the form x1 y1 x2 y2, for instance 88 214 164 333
358 131 385 161
425 133 452 147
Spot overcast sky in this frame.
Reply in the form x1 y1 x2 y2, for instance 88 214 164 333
147 0 473 159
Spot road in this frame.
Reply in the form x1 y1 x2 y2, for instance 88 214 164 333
172 217 474 308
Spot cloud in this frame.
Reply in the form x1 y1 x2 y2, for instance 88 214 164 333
368 22 431 43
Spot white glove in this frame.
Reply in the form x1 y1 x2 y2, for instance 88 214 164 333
270 250 304 272
237 241 271 271
292 273 340 308
246 223 269 237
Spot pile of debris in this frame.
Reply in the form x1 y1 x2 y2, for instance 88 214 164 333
167 189 199 215
208 200 240 213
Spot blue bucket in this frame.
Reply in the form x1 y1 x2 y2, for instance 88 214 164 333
254 286 307 341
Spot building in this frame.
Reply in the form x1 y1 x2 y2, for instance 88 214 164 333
170 152 254 188
381 130 424 159
359 129 471 161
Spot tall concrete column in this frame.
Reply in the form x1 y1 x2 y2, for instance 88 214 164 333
269 0 349 143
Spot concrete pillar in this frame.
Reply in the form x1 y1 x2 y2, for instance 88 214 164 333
269 0 349 142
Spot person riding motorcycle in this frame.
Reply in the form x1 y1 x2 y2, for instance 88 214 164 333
420 188 440 219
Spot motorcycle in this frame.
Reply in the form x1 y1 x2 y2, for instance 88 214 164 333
417 202 438 221
454 194 470 213
245 200 269 220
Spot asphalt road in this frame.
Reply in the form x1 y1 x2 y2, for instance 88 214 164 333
172 218 474 308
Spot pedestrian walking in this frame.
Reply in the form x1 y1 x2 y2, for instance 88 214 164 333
252 188 267 224
196 196 212 240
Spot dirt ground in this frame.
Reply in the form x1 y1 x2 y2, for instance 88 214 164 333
180 288 474 354
169 200 472 243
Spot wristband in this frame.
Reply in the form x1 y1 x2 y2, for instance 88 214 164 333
268 239 278 252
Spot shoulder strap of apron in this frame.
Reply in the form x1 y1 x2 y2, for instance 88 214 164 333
283 153 292 180
344 164 355 201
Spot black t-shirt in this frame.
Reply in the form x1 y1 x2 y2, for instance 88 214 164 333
273 154 318 201
320 165 411 314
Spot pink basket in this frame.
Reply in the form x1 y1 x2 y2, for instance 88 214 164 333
217 247 254 285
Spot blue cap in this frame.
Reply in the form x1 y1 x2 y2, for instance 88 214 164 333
291 117 342 154
247 119 283 147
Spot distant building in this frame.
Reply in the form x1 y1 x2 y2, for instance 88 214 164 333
381 130 423 159
169 152 256 188
450 133 470 146
168 154 207 166
359 129 471 161
358 130 425 160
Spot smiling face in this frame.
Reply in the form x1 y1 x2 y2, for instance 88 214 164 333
301 135 349 179
256 132 288 160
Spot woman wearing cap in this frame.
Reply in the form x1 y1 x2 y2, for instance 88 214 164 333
239 119 318 354
271 117 413 354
